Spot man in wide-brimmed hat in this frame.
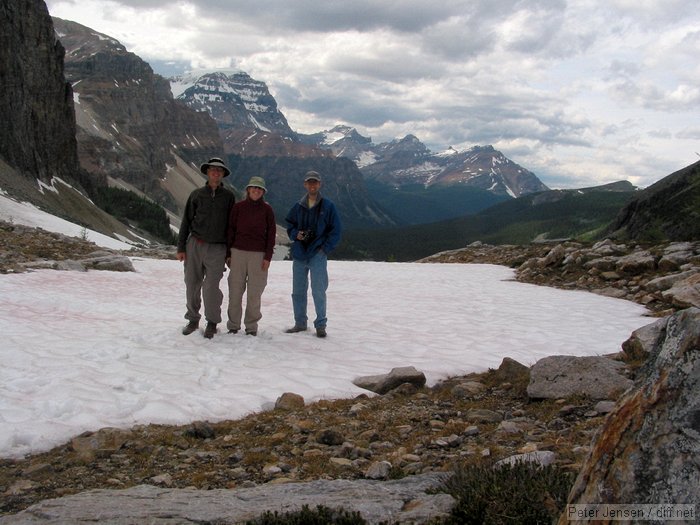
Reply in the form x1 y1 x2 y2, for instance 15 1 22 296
225 176 276 336
177 157 236 339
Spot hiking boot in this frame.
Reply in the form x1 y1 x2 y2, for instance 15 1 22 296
316 327 327 338
182 321 199 336
246 330 257 336
203 322 217 339
285 326 307 333
227 329 238 334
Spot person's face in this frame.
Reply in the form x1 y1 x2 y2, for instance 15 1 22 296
207 166 225 186
247 187 264 201
304 179 321 195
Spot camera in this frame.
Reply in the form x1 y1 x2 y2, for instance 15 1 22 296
299 230 315 243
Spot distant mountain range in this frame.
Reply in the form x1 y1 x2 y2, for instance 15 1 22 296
172 72 548 224
302 126 548 198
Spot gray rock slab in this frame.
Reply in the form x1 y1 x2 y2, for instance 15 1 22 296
0 473 454 525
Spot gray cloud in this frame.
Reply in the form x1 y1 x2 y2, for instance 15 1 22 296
45 0 700 188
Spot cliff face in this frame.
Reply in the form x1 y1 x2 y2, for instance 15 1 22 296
53 17 223 210
0 0 79 183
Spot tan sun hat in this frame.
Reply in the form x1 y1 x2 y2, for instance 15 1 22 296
246 176 267 192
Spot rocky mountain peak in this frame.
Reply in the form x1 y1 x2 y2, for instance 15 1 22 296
314 130 548 198
52 17 223 214
53 17 126 59
174 71 293 136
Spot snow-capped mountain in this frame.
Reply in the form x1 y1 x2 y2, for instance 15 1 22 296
305 126 549 198
172 71 328 158
173 71 293 135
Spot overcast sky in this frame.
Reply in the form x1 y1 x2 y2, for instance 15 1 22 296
45 0 699 189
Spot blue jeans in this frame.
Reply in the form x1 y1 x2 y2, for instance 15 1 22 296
291 250 328 328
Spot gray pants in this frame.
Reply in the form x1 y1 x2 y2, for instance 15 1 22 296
227 248 268 333
183 236 227 324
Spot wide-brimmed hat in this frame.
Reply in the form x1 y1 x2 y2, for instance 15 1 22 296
200 157 230 177
246 176 267 192
304 170 321 182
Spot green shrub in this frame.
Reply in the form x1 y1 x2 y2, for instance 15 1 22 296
245 504 367 524
438 460 574 525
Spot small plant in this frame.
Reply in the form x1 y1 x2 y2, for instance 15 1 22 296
245 504 367 524
438 460 575 524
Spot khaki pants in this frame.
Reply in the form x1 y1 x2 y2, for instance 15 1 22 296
183 237 227 324
227 248 268 333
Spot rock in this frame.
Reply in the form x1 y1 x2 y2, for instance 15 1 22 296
527 356 633 400
55 260 89 272
615 250 657 274
82 255 136 272
560 308 700 524
70 428 130 458
275 392 305 410
465 409 503 423
183 421 215 440
492 357 530 385
590 240 627 256
0 474 454 525
645 269 698 292
316 429 344 446
592 400 616 414
353 366 426 395
149 473 173 487
495 451 556 468
592 286 628 299
662 272 700 308
451 381 485 398
365 460 392 480
621 317 668 361
542 244 566 266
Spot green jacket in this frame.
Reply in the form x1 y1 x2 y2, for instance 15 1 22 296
177 183 235 252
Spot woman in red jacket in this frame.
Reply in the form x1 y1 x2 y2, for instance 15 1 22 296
225 177 276 336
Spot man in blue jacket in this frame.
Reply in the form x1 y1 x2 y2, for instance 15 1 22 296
285 171 342 338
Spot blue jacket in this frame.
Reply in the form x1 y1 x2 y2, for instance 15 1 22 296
285 194 342 261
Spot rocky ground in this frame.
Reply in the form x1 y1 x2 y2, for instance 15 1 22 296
1 221 698 517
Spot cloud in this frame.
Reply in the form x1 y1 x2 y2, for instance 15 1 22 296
45 0 700 189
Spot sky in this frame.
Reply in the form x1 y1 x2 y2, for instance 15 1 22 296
0 193 651 459
44 0 700 190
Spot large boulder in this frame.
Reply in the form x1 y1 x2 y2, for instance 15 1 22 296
559 308 700 524
527 356 633 400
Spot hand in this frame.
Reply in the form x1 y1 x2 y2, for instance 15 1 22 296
226 257 231 269
262 259 270 271
176 252 186 262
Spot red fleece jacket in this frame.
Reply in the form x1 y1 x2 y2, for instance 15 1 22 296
226 198 276 261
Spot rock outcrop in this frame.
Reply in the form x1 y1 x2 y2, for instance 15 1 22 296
605 160 700 242
559 308 700 524
0 0 79 185
0 474 454 525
